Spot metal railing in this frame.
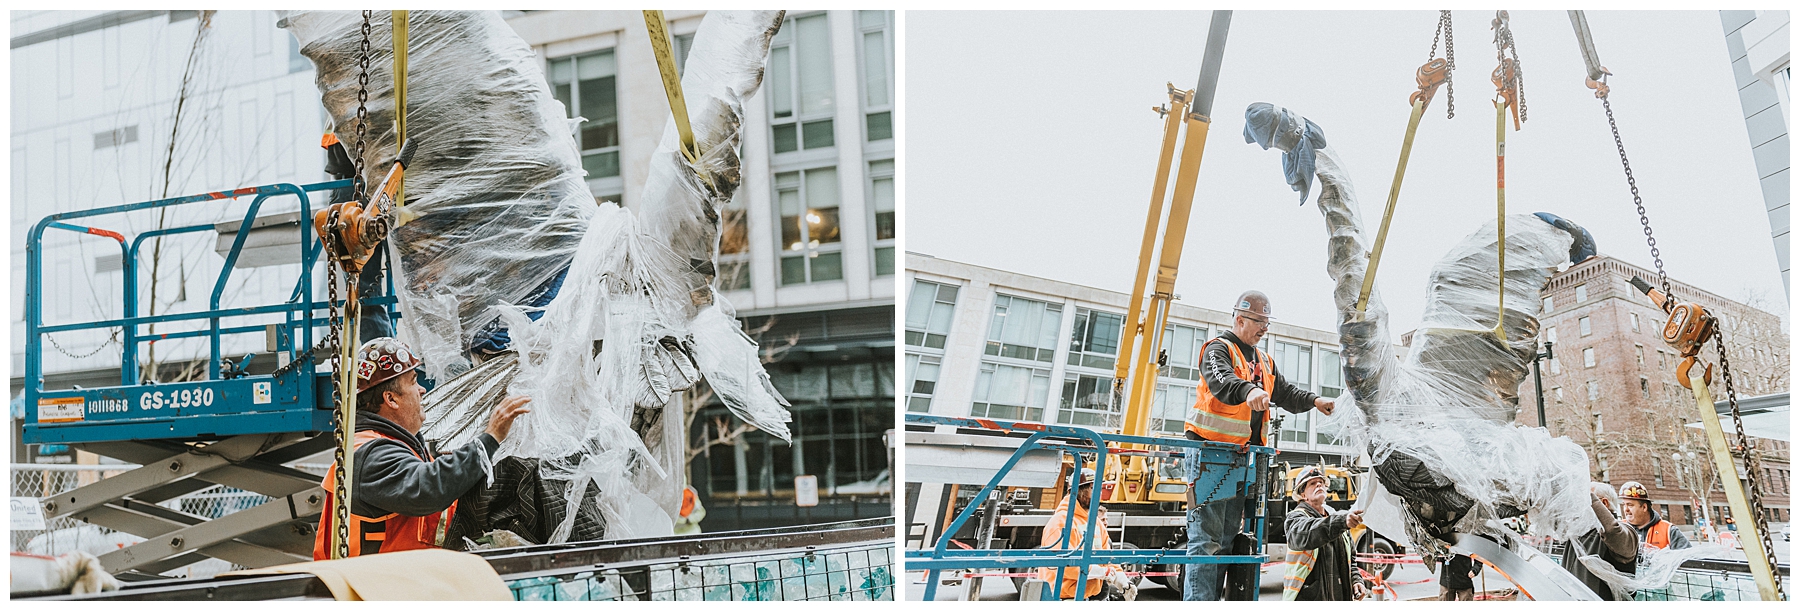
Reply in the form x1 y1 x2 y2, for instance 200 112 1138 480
1526 532 1790 601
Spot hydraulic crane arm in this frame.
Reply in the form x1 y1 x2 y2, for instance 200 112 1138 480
1114 12 1231 441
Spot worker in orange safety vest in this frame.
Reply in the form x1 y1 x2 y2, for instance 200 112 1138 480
1617 481 1691 550
312 337 531 559
1182 290 1336 601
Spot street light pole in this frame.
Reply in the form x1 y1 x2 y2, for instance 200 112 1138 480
1531 341 1554 429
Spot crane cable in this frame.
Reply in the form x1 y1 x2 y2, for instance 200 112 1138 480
1571 11 1784 600
1355 10 1454 317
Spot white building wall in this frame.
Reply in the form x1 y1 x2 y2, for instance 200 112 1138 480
905 253 1353 458
12 10 328 385
1721 10 1791 293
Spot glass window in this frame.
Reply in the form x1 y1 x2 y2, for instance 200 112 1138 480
768 13 835 153
1553 386 1563 402
1551 357 1561 374
548 50 621 180
718 193 751 291
985 295 1064 363
906 353 940 413
1583 347 1596 368
1058 373 1121 427
1067 308 1124 370
776 167 843 285
869 159 895 276
1159 323 1208 381
1151 383 1196 435
1640 377 1650 399
1543 296 1553 312
1579 317 1591 337
905 280 958 349
1575 284 1588 303
857 10 894 141
1635 345 1644 366
1274 341 1312 388
1587 379 1600 401
972 361 1052 422
1630 312 1640 332
1546 326 1557 344
1318 350 1343 398
1280 412 1310 444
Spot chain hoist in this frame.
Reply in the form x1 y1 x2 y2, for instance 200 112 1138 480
1490 10 1525 127
320 9 376 562
1576 10 1783 598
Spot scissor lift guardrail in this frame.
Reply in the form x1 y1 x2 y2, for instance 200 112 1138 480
903 413 1276 600
18 178 409 578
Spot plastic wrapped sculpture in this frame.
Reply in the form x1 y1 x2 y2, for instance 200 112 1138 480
1244 102 1598 547
284 10 791 543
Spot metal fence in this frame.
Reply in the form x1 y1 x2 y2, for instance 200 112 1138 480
10 463 329 579
1528 537 1788 601
508 540 895 601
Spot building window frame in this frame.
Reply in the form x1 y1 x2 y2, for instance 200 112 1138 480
905 279 959 349
774 166 844 285
906 353 941 413
547 49 624 194
1579 316 1592 337
854 10 895 144
1583 347 1596 368
867 158 895 276
767 12 837 158
1575 284 1588 303
1067 307 1125 371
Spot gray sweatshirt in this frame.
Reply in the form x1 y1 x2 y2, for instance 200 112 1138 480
349 411 498 518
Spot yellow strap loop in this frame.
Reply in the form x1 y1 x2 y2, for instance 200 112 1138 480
1492 99 1508 341
644 11 700 164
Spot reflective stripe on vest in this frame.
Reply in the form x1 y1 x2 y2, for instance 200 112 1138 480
1282 548 1316 600
312 429 458 560
1186 338 1275 445
1283 526 1354 601
1644 520 1672 549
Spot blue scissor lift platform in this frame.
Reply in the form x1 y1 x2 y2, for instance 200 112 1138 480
904 413 1276 601
19 178 399 578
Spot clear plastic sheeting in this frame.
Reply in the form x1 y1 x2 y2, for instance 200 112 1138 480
410 11 790 544
1249 103 1598 548
1578 543 1728 599
281 10 593 379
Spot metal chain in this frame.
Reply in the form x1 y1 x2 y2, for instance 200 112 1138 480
269 338 328 380
47 330 121 359
1491 11 1526 123
1428 10 1456 119
325 9 376 563
1711 333 1785 600
324 207 350 561
353 11 373 204
1599 96 1674 299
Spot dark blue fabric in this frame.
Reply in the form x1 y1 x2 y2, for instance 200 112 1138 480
470 265 571 355
1532 212 1599 265
1243 102 1328 204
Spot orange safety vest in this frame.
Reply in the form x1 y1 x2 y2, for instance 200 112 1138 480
1643 519 1672 549
1186 338 1276 445
312 430 457 560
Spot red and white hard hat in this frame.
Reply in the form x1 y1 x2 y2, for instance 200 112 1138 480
354 337 422 395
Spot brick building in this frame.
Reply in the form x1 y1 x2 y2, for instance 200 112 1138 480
1520 254 1790 530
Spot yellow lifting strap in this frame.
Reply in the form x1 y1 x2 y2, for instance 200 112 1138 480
1356 59 1448 316
390 11 414 228
644 11 700 164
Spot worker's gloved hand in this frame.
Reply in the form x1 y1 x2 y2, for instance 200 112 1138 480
486 394 533 442
1104 567 1131 596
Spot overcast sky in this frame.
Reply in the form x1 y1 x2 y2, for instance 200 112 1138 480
905 10 1786 336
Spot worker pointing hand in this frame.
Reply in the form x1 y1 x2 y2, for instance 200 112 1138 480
486 395 532 442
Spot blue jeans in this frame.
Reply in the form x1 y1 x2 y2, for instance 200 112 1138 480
1183 450 1245 601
